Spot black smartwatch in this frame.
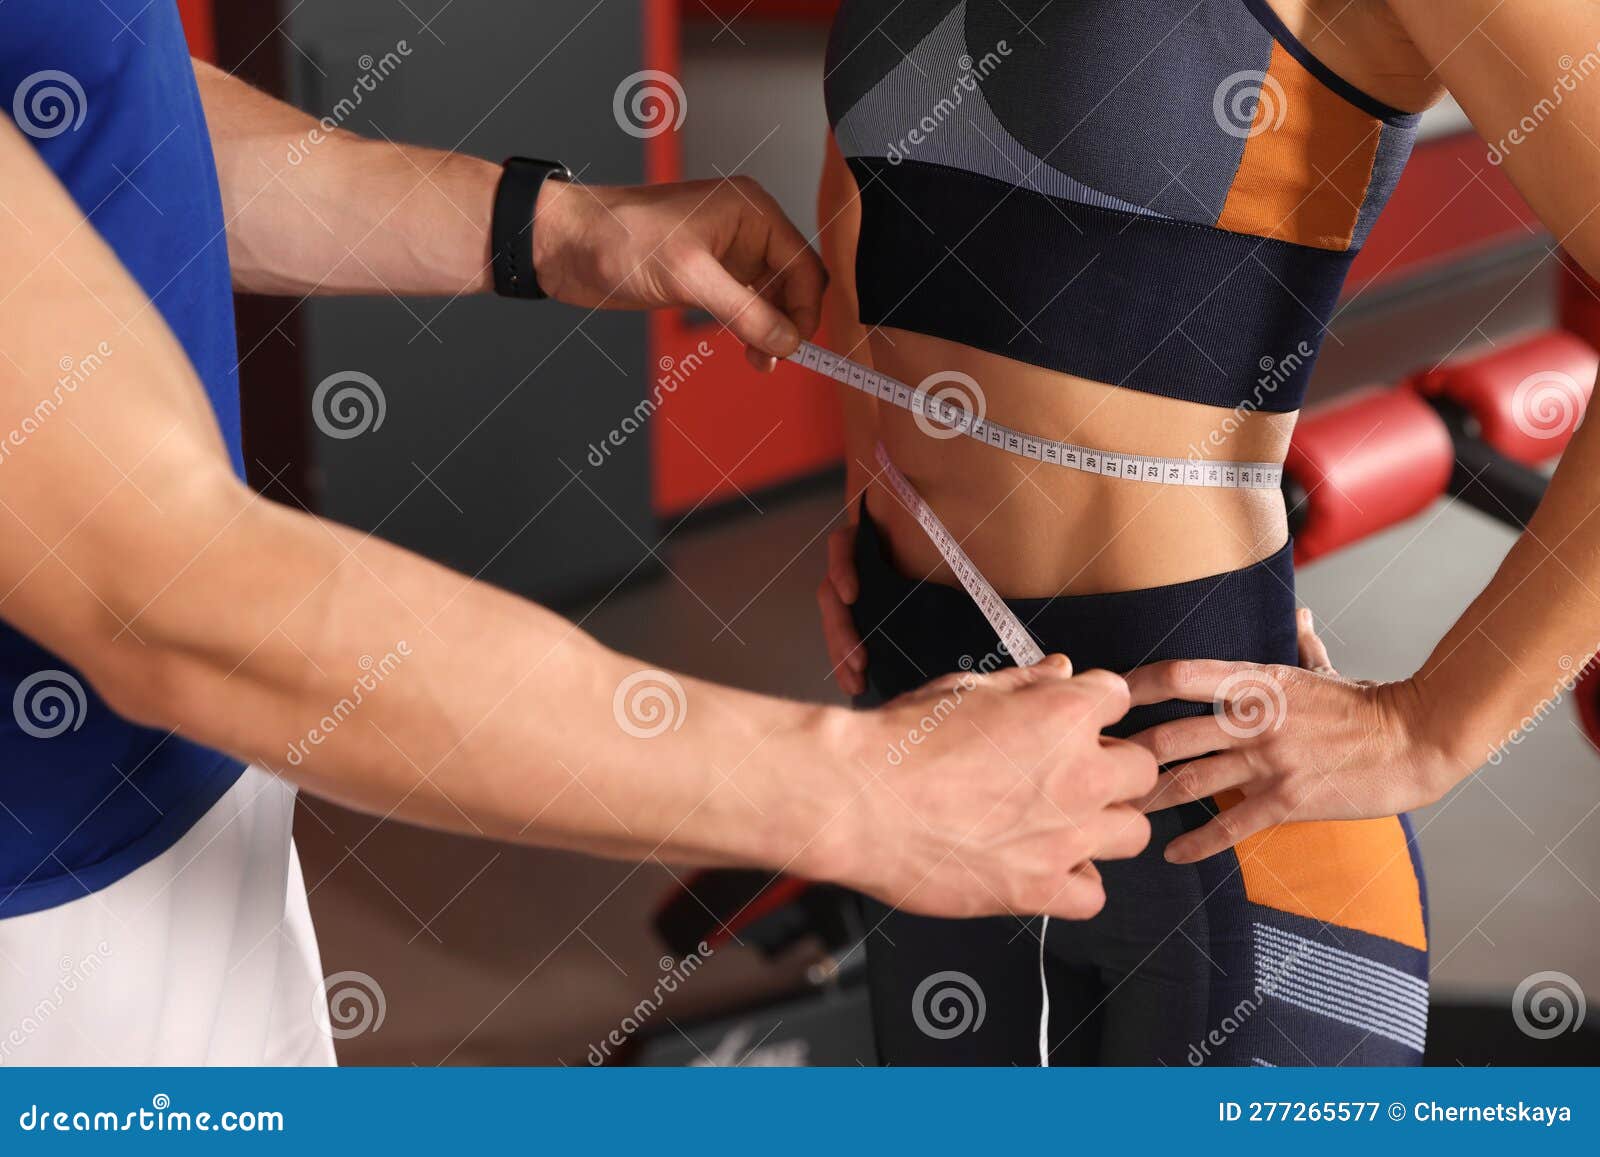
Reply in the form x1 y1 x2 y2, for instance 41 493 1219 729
491 156 572 299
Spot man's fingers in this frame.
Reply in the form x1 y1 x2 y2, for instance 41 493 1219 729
1095 736 1160 803
1060 667 1129 726
1040 862 1107 921
1163 796 1283 864
827 523 859 604
1125 659 1262 707
1126 712 1233 765
1084 804 1152 861
752 190 826 342
1138 753 1254 813
684 252 799 357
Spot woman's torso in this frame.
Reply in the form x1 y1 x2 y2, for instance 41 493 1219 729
821 0 1444 597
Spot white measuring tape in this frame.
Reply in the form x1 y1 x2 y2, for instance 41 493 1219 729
788 340 1283 490
875 442 1055 1066
806 343 1272 1067
873 442 1045 668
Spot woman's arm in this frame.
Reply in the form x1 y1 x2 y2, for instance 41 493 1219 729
1130 0 1600 863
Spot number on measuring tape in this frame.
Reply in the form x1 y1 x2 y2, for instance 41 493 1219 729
784 341 1281 492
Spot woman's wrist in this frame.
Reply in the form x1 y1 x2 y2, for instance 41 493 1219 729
1381 675 1480 803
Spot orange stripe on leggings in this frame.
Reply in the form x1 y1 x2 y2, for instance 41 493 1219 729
1219 792 1427 951
1215 42 1382 251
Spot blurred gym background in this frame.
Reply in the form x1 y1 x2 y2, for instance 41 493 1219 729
182 2 1597 1064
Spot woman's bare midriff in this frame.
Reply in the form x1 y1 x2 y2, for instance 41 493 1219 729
859 328 1294 598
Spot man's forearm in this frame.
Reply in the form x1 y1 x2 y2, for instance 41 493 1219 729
98 482 851 874
195 60 498 297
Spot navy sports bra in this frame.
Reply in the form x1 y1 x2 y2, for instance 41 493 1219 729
824 0 1421 413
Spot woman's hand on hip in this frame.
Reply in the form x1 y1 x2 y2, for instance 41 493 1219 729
1123 647 1461 866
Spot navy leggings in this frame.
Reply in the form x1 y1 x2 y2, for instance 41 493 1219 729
849 509 1430 1066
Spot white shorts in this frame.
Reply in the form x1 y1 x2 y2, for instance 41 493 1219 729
0 765 335 1066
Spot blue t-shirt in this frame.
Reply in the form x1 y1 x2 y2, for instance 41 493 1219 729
1 0 248 916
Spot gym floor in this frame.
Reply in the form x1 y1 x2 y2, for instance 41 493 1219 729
293 247 1600 1065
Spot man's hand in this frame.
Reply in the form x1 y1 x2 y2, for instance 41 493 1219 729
810 660 1157 920
532 177 826 368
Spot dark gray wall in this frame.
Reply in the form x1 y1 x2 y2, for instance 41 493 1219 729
285 0 652 603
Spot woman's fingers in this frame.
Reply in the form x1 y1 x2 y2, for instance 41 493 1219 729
818 522 866 695
1138 753 1255 813
827 522 859 605
1296 607 1336 674
1124 658 1265 707
1162 794 1287 864
817 578 865 695
1126 712 1236 765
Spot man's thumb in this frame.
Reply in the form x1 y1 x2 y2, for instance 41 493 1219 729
687 257 798 357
